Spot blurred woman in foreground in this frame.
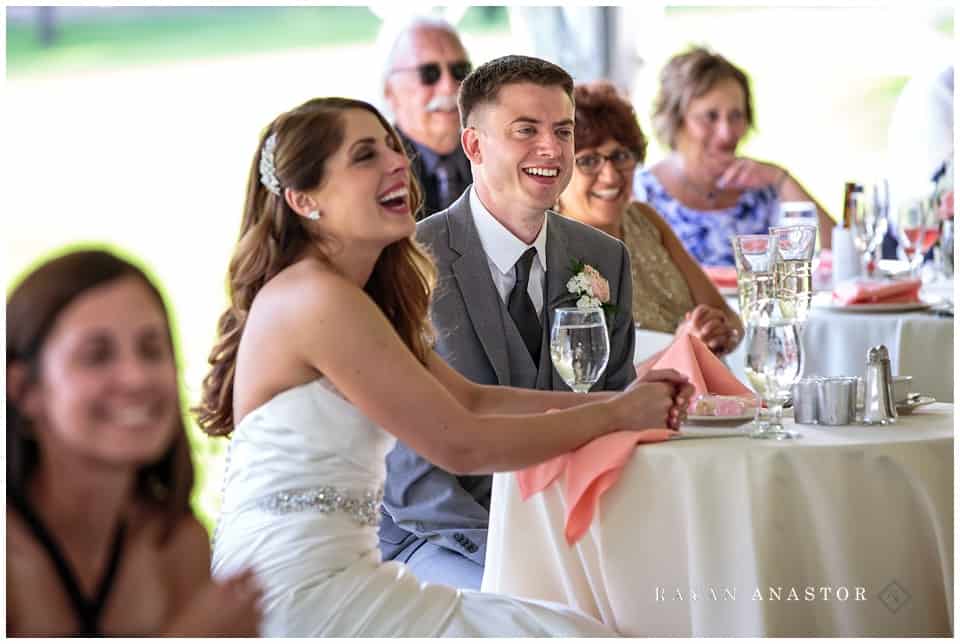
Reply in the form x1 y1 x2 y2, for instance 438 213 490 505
6 248 261 636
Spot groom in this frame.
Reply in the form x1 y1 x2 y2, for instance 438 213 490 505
378 55 637 589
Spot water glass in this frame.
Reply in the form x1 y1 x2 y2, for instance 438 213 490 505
732 234 776 324
770 225 816 325
549 307 610 393
743 300 803 440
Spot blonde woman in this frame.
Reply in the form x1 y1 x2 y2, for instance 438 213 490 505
636 46 834 266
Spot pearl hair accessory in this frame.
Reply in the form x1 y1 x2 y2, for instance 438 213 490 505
259 132 282 196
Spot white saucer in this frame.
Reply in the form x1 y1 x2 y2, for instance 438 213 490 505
897 394 936 414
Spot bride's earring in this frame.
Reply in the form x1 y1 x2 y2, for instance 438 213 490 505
306 210 320 220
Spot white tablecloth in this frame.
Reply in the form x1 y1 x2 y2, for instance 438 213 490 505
724 284 954 402
483 404 954 636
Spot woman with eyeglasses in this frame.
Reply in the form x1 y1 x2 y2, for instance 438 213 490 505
556 81 743 362
635 47 834 267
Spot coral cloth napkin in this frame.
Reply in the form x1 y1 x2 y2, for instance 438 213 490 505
832 278 922 305
514 331 751 545
650 330 754 401
515 428 675 545
703 266 738 289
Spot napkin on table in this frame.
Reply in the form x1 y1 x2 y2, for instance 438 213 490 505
703 265 738 289
832 278 921 305
650 329 754 407
516 428 675 545
515 330 753 545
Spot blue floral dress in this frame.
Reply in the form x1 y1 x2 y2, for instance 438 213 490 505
634 168 780 267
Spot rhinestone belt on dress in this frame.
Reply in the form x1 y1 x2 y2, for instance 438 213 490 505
256 486 383 527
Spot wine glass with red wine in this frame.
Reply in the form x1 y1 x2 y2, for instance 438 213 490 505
895 195 939 277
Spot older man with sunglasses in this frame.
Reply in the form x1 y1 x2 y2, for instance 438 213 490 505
383 17 473 220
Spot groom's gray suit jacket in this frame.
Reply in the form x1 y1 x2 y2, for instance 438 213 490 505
378 189 636 566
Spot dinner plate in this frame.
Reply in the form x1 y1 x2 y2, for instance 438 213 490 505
685 411 757 423
812 294 934 313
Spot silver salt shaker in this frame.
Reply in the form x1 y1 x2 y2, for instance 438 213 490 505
862 345 898 425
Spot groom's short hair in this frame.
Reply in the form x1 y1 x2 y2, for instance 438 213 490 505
458 55 574 128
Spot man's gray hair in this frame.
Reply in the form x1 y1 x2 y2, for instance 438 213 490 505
376 15 465 117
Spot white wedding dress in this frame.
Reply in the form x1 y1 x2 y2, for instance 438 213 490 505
211 378 614 637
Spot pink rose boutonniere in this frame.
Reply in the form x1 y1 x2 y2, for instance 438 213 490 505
559 259 617 324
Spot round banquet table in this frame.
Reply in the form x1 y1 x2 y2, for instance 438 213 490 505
482 404 954 637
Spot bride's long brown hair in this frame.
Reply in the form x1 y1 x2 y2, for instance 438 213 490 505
196 97 436 436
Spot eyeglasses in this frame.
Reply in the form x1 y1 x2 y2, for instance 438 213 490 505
574 149 636 175
391 60 472 86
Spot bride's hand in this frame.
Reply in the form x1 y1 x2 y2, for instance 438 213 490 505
618 369 693 430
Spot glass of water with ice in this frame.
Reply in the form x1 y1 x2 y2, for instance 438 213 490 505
550 307 610 393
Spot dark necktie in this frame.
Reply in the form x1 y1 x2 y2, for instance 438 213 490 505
435 160 457 208
508 248 542 363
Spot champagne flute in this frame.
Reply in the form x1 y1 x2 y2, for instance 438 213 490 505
770 224 816 326
851 180 889 277
743 300 803 440
895 195 939 278
550 307 610 393
732 234 776 325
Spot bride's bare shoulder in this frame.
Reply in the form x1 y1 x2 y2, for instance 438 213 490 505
250 259 373 328
259 260 352 304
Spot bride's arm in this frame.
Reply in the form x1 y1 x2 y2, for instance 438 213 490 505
428 352 690 417
425 351 614 413
286 272 679 475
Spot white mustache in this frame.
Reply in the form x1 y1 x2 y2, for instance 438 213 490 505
425 95 459 113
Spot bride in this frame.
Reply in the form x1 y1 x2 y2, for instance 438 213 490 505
196 96 691 636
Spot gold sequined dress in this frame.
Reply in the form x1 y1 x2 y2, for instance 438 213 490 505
620 202 696 333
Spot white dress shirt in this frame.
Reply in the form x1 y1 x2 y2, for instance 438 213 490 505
469 186 548 316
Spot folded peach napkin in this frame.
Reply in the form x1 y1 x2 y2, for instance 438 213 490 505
650 330 754 406
832 278 921 305
514 331 755 545
703 265 738 289
516 428 676 544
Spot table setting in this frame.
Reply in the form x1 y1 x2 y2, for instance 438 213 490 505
483 204 954 636
715 189 954 403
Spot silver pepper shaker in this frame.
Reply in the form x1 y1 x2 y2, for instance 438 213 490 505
861 345 898 425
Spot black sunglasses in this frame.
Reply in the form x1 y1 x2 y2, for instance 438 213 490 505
392 60 472 86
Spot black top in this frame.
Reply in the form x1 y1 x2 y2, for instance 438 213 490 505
8 489 127 637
